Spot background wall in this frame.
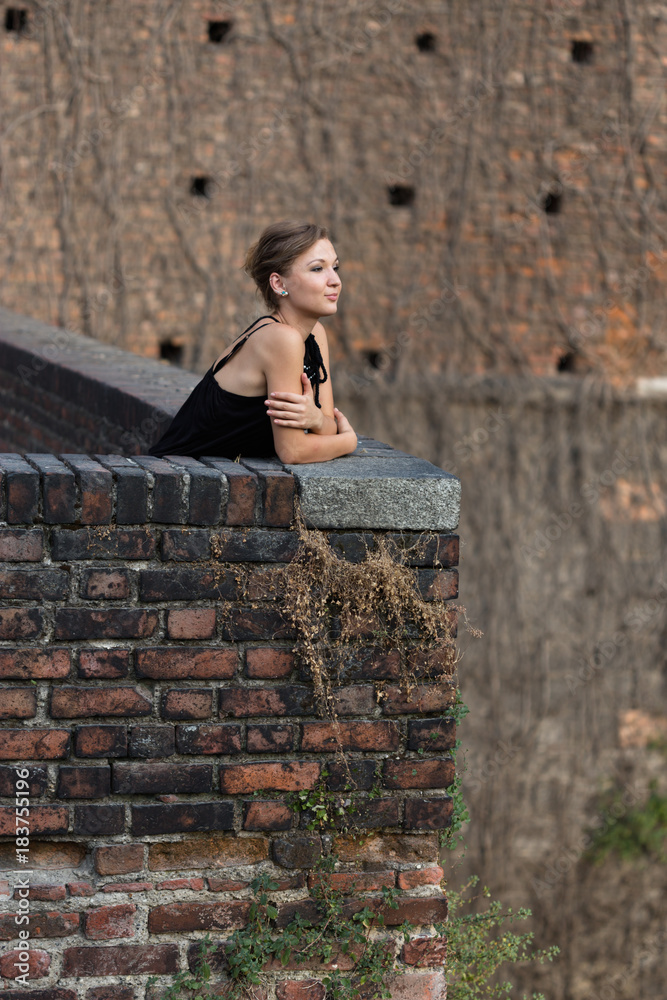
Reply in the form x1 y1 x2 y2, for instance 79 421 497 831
1 0 667 383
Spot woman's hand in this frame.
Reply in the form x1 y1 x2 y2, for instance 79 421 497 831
333 407 354 435
265 372 327 431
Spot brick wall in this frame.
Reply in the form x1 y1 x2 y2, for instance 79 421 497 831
0 446 461 999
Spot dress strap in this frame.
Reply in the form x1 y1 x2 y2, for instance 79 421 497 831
212 315 278 375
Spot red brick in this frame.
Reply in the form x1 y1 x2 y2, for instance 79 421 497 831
101 882 153 893
78 649 130 679
59 455 113 524
343 895 448 927
94 844 145 876
244 566 285 600
245 648 295 678
62 944 178 977
54 609 158 640
0 842 85 872
307 871 396 892
80 568 131 600
137 648 235 679
68 882 96 896
131 801 233 836
148 900 250 933
276 981 325 1000
221 607 295 640
176 723 242 755
397 867 444 889
0 527 43 561
51 528 155 560
404 798 454 830
83 903 136 940
0 608 43 639
161 689 213 719
161 528 210 561
334 834 439 865
0 947 51 978
0 729 70 760
11 911 80 938
0 687 36 718
207 877 250 891
0 569 68 600
219 761 320 793
332 685 377 715
381 683 455 715
383 759 455 789
86 987 135 1000
407 647 457 678
243 800 293 831
75 725 128 757
301 721 399 752
112 762 212 795
13 885 67 901
382 971 446 999
156 877 205 890
407 718 456 752
51 687 152 718
219 686 312 717
148 835 268 871
418 568 459 600
167 608 216 639
139 567 236 602
0 806 68 836
247 724 294 753
0 990 77 1000
0 910 78 939
0 649 70 679
56 766 110 798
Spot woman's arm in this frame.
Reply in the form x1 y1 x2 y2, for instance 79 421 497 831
263 327 357 464
264 321 337 435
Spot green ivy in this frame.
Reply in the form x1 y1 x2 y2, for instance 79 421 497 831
584 780 667 863
441 877 559 999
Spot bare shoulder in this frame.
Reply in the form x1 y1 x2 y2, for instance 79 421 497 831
256 320 303 346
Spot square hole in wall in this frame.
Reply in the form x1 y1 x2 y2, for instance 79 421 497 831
571 39 594 64
190 176 213 199
387 184 415 207
159 339 184 365
208 20 232 44
542 190 562 214
416 31 437 52
5 8 28 32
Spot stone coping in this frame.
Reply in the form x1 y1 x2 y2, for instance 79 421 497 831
0 306 460 530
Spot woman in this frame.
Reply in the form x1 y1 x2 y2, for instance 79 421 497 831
148 220 358 465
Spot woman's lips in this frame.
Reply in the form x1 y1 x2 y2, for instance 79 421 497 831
325 294 339 300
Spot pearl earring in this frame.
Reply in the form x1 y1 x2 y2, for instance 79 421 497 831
281 290 288 296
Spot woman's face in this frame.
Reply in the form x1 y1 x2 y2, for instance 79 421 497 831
274 238 341 316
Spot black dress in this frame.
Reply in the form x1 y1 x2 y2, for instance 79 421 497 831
148 314 325 460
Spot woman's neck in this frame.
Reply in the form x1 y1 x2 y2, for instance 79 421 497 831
271 307 315 341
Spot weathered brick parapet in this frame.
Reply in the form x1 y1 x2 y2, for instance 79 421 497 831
0 442 460 999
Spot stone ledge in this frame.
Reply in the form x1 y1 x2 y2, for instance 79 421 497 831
0 307 460 530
